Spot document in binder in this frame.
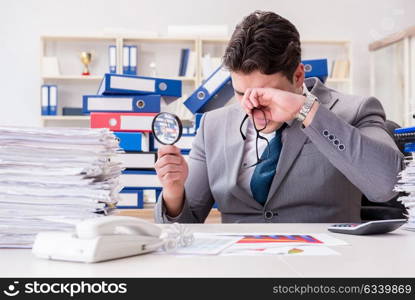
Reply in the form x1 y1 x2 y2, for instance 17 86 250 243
118 189 144 208
184 66 233 114
97 73 182 98
112 152 157 169
90 112 157 132
83 94 161 113
119 170 162 189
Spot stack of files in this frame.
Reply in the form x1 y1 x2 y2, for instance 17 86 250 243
0 127 122 248
394 126 415 231
86 73 182 209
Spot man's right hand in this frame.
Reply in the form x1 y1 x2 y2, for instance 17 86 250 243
155 145 188 217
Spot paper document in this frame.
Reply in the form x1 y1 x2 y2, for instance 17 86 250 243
221 245 340 256
195 233 348 246
0 127 122 248
166 236 240 255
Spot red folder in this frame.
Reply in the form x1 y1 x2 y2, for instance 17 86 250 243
90 113 157 132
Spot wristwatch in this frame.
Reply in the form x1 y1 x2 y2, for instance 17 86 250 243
296 85 318 122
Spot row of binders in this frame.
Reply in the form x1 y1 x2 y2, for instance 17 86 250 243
109 45 138 75
393 126 415 231
84 72 202 209
41 85 58 115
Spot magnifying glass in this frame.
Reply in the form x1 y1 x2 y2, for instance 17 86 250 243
151 112 183 145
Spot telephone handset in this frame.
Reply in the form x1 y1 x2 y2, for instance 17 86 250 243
33 216 166 263
76 216 162 239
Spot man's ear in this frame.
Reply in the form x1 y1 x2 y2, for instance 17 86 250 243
292 63 305 91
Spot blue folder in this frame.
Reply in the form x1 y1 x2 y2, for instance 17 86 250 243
128 45 138 75
404 144 415 153
108 45 117 74
395 127 415 134
48 85 58 116
98 73 182 98
184 66 233 114
41 85 49 116
82 94 161 114
114 132 148 152
302 59 328 83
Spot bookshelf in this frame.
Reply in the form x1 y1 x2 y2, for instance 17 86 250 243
369 26 415 127
40 35 353 127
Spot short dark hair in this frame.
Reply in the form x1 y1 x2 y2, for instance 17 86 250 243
223 11 301 82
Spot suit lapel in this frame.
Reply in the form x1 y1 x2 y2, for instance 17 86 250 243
225 105 263 210
265 78 339 205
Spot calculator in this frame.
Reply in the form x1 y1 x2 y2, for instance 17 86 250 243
327 219 407 235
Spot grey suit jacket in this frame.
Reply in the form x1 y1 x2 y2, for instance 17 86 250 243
155 78 403 223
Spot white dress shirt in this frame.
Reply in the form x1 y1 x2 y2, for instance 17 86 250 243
237 119 276 197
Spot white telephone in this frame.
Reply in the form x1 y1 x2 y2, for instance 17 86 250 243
32 216 166 263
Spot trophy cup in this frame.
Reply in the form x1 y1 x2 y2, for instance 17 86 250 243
80 52 92 76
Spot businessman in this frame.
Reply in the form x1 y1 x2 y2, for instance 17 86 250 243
154 11 403 223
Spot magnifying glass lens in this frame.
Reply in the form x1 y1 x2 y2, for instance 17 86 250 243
152 112 182 145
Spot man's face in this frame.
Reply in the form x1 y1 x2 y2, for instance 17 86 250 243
231 66 304 133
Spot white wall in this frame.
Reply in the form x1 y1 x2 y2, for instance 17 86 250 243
0 0 414 126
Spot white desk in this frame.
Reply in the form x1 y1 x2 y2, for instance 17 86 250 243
1 224 414 277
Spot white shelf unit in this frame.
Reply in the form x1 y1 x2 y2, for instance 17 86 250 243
369 26 415 127
301 40 353 94
40 35 352 127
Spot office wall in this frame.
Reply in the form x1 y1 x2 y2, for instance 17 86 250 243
0 0 414 126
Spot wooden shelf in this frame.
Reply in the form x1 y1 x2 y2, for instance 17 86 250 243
41 116 90 121
42 75 103 80
42 75 195 81
301 40 351 45
326 78 351 83
123 36 197 43
41 35 116 41
168 76 196 81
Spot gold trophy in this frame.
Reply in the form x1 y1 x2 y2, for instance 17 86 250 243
80 52 92 76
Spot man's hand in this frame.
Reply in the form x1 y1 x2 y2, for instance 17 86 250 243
155 145 188 217
241 87 306 123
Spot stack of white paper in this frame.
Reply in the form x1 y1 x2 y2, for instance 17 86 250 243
0 127 123 248
394 157 415 230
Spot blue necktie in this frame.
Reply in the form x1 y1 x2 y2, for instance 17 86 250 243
250 128 284 205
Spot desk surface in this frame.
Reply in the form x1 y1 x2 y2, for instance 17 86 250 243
1 224 414 278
